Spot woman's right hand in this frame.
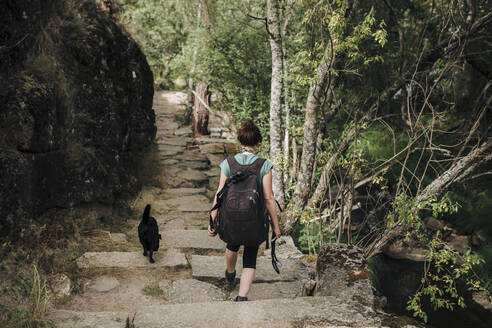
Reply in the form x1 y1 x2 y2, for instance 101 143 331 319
208 224 217 237
273 225 281 240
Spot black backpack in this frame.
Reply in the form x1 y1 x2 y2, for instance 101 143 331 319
210 156 269 247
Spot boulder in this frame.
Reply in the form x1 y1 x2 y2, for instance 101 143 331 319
447 233 470 254
262 236 303 260
314 243 375 309
48 273 71 299
383 239 427 262
424 217 445 231
472 230 487 247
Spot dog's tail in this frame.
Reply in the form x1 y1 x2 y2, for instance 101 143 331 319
143 204 151 222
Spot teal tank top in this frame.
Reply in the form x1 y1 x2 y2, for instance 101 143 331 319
219 154 273 186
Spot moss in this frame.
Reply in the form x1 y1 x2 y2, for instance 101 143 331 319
346 268 371 285
142 282 163 298
381 315 423 328
300 254 317 263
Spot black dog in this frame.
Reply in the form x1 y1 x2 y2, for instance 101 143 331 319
138 204 161 263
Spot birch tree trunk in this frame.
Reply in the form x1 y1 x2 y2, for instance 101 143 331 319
191 0 212 135
267 0 285 205
291 134 298 184
193 81 210 136
290 47 333 211
184 1 202 125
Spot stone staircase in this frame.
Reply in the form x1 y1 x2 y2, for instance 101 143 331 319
49 91 386 328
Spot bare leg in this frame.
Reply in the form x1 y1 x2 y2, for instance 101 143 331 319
225 248 238 273
238 268 255 297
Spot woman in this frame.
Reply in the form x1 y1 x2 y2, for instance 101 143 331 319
208 119 281 302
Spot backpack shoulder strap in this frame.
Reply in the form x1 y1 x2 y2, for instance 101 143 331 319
251 157 266 177
226 156 241 175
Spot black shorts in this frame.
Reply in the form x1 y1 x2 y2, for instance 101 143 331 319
226 244 259 269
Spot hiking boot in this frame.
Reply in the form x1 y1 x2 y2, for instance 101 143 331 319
225 270 236 286
235 296 248 302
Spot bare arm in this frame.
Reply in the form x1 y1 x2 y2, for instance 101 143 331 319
262 169 281 239
208 171 227 236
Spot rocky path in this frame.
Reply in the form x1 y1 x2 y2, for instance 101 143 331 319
49 91 385 328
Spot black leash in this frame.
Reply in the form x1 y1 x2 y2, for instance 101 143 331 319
270 200 283 274
271 235 282 274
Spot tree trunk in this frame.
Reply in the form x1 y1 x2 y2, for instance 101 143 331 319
193 81 210 136
287 46 333 228
283 64 290 184
291 133 298 184
267 0 285 205
364 138 492 258
184 1 202 125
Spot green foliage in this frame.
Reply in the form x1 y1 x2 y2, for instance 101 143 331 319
474 245 492 293
296 221 321 254
388 192 487 322
367 255 385 293
0 266 54 328
117 0 190 88
406 235 485 323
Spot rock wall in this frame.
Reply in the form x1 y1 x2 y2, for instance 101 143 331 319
0 0 155 234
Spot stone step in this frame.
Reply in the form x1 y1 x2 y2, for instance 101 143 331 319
198 143 225 154
159 149 182 157
176 160 210 170
206 153 226 167
76 250 188 270
156 120 179 131
204 168 220 177
156 211 209 230
157 144 186 152
230 281 304 301
174 126 193 137
191 255 309 282
175 151 210 162
155 194 210 212
162 168 209 188
161 230 225 251
162 187 208 198
50 310 128 328
132 296 382 328
160 158 210 170
159 278 226 304
194 136 235 145
156 136 192 147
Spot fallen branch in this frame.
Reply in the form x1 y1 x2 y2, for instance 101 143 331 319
364 138 492 258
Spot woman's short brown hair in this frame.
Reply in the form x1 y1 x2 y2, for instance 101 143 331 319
237 119 262 147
